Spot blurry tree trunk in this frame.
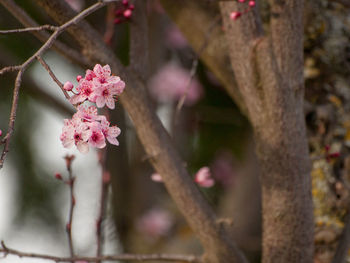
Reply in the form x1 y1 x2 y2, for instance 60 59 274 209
220 1 314 263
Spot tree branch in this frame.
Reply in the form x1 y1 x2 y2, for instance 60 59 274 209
0 24 57 34
0 241 200 262
36 55 70 99
0 0 91 68
32 0 247 262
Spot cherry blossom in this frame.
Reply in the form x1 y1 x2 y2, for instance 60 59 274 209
100 116 121 146
194 166 215 188
148 63 203 106
136 208 173 238
88 122 106 149
61 64 124 153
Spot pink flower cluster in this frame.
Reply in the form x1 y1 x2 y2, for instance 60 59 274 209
66 64 125 110
60 64 125 154
114 0 135 24
60 105 121 154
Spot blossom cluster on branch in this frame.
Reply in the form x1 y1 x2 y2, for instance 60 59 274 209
60 64 124 153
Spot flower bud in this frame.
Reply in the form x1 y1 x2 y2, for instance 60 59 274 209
123 9 132 19
249 1 256 7
63 81 74 91
230 11 241 20
0 129 2 137
55 173 62 180
76 75 82 82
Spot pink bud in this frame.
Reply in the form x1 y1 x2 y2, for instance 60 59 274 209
114 18 122 24
0 129 2 137
55 173 62 180
151 173 163 182
230 11 241 20
129 4 135 10
123 9 132 18
249 0 256 7
194 167 215 188
63 81 74 91
76 75 82 82
122 0 129 6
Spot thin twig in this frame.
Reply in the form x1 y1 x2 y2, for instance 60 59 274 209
64 155 76 260
36 56 70 99
0 65 21 75
174 15 221 121
0 69 24 168
0 0 91 68
0 241 200 262
331 212 350 263
0 0 118 170
0 24 57 34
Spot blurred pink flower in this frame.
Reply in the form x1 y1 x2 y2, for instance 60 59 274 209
211 151 237 186
137 208 173 238
165 26 188 49
151 173 163 182
194 167 215 188
148 63 203 106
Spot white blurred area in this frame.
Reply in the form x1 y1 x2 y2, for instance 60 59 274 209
0 53 119 262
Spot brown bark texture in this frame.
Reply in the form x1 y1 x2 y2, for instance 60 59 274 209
219 1 314 262
29 0 247 262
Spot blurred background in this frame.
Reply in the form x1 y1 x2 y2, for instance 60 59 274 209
1 0 350 262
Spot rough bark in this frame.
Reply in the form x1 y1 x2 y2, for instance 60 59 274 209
30 0 247 262
219 1 314 262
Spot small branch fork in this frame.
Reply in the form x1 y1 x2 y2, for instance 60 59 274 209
0 0 117 169
0 241 200 262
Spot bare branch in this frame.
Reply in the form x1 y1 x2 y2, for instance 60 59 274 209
0 65 21 75
36 56 70 99
0 69 24 168
0 241 200 262
64 155 76 259
0 24 57 34
0 0 91 68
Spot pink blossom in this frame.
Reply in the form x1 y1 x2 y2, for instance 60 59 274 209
137 209 173 238
74 105 99 122
100 117 121 146
69 79 96 104
0 129 2 136
194 167 215 188
60 118 91 154
148 63 203 106
95 82 125 109
88 122 106 149
92 64 120 86
63 81 74 91
151 173 163 182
